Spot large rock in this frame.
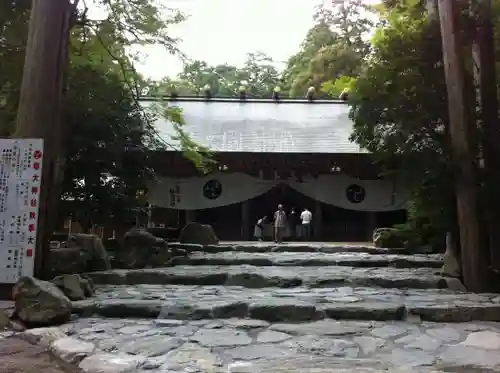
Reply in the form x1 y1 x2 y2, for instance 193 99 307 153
179 222 219 245
0 310 10 329
47 234 110 277
47 247 81 277
51 274 95 301
373 228 406 249
147 227 181 241
116 228 170 269
69 233 110 270
12 277 72 326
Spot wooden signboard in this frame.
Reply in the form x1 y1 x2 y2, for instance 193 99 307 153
0 139 43 283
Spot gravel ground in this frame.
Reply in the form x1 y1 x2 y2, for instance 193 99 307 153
0 337 82 373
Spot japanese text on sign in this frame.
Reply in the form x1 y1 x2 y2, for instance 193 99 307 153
0 139 43 284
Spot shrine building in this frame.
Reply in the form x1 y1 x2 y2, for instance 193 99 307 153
142 96 409 242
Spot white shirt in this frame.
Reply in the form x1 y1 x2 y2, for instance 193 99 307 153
300 210 312 224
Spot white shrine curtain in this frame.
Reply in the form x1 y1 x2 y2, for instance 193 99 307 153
147 172 278 210
287 174 409 212
147 172 410 212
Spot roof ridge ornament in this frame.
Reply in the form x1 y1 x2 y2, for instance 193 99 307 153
306 86 315 102
238 85 247 101
203 84 212 100
273 86 281 101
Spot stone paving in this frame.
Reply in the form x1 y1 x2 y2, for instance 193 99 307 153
70 285 500 322
169 242 397 254
86 265 455 290
0 335 82 373
19 317 500 372
20 242 500 372
171 251 443 268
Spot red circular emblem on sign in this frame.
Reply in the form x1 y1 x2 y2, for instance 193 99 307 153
34 150 42 159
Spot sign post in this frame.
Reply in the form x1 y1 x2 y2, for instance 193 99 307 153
0 139 43 284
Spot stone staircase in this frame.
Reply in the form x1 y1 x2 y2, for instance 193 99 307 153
33 242 500 372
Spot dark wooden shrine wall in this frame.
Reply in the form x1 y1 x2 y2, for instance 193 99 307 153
149 151 389 180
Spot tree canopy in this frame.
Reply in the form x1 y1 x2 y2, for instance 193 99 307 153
149 52 281 98
347 0 500 252
149 0 374 99
1 0 210 228
283 0 374 97
349 1 454 248
5 0 500 254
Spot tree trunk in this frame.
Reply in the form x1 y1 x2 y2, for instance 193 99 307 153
471 0 500 272
437 0 490 291
14 0 73 279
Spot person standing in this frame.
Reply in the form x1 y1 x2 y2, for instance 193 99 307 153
254 216 267 241
300 207 313 239
274 204 287 243
289 208 300 240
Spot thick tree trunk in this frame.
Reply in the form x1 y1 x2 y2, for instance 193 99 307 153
471 0 500 272
438 0 490 291
14 0 73 279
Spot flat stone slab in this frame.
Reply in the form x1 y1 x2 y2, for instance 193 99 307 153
86 265 450 289
171 251 443 268
25 317 500 372
71 285 500 322
169 241 409 254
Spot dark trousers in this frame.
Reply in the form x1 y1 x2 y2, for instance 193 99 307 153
302 223 311 239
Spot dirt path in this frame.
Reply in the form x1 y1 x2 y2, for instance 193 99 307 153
0 337 82 373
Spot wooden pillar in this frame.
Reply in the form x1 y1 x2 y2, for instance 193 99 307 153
438 0 489 291
241 200 251 240
314 200 322 241
471 0 500 271
14 0 75 279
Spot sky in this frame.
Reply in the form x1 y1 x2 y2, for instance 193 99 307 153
87 0 379 81
133 0 323 80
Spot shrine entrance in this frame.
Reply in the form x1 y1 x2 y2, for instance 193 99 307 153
250 183 314 220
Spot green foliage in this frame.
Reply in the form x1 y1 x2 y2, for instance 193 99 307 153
149 52 280 98
314 0 374 54
0 0 211 228
348 1 458 245
282 0 374 97
0 0 31 136
60 64 151 228
241 52 280 97
321 75 357 98
147 101 216 172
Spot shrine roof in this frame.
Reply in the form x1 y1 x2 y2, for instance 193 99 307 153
141 96 366 154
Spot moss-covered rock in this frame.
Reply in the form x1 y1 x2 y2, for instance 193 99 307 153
13 277 71 326
372 228 407 249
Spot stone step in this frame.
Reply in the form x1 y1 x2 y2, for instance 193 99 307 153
33 315 500 372
170 242 409 255
86 265 455 290
72 285 500 323
171 252 443 268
